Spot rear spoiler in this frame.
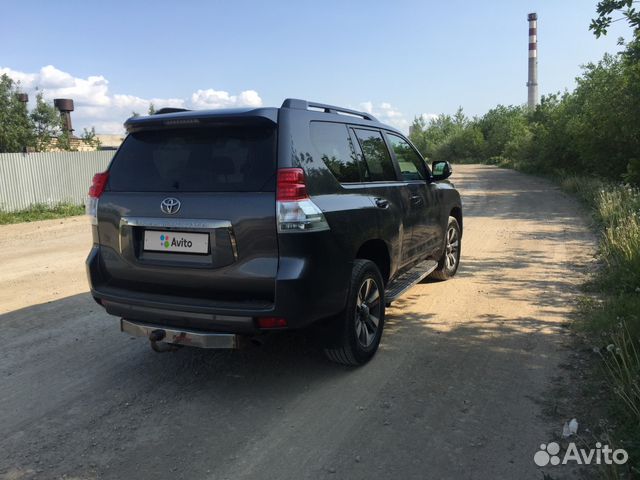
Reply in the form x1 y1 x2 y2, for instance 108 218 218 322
124 108 278 133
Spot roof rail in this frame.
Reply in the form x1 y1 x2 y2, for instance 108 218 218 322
154 107 191 115
281 98 378 122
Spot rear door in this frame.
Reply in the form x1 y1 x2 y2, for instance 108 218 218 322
97 123 278 304
350 127 416 267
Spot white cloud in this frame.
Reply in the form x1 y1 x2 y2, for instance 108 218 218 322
0 65 263 134
237 90 262 107
190 88 262 109
420 113 439 123
358 101 410 132
360 101 374 114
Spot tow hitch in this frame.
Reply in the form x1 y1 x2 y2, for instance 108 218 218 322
148 329 181 353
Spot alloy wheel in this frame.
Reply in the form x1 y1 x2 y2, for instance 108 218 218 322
354 277 382 348
445 225 460 270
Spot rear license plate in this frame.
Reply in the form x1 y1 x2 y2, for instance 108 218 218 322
143 230 209 254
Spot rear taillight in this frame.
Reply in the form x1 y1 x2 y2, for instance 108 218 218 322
276 168 329 232
89 172 109 198
277 168 307 201
257 317 288 329
86 171 109 225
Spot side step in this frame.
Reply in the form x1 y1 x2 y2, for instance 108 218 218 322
385 260 438 306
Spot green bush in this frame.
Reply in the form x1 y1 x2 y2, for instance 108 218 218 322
0 202 84 225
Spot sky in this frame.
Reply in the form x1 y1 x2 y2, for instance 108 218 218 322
0 0 632 134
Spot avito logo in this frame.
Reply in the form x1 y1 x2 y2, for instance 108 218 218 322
534 441 628 467
160 234 193 249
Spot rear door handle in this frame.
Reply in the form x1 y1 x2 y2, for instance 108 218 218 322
374 198 390 209
410 195 424 207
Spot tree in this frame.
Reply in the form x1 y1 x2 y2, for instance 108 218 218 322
56 130 75 151
476 105 530 161
29 92 63 152
409 108 485 164
0 74 33 152
444 125 485 163
148 102 156 115
590 0 640 37
409 115 428 154
81 127 101 149
419 114 458 160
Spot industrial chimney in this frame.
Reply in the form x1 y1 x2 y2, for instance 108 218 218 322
17 94 29 152
53 98 75 136
527 13 539 109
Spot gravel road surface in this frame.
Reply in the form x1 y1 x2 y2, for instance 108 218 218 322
0 165 595 480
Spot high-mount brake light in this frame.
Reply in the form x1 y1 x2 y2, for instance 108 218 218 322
86 171 109 225
276 168 330 233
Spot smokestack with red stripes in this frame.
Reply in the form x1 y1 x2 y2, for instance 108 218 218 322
527 12 539 109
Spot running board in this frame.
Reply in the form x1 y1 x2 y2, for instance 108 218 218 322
385 260 438 306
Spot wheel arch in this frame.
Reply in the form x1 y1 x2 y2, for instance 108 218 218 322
355 239 391 286
450 206 463 236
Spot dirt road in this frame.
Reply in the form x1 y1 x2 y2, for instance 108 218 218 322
0 165 596 480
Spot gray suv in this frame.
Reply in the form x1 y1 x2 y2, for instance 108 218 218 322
86 99 462 365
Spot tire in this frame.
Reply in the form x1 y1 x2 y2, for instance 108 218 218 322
324 260 385 366
430 216 461 281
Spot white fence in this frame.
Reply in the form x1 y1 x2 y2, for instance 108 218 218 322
0 151 115 212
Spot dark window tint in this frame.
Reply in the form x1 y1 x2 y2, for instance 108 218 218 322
310 122 360 183
353 129 397 181
386 133 427 181
108 126 276 192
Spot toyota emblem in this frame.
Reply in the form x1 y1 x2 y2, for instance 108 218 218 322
160 197 181 215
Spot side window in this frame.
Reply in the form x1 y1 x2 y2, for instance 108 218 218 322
353 128 397 181
310 122 361 183
386 133 428 181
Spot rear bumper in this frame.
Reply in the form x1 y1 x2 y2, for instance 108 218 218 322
87 231 351 334
105 298 257 334
121 319 239 348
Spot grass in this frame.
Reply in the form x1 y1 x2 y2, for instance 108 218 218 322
0 202 85 225
561 177 640 296
599 321 640 424
557 174 640 475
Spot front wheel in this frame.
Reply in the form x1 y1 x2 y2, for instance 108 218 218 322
324 260 385 366
430 216 461 281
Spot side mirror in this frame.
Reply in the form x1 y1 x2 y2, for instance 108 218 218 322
432 161 452 181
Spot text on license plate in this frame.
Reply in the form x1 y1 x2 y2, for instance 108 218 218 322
143 230 209 254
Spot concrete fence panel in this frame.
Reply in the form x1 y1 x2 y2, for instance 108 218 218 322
0 151 114 211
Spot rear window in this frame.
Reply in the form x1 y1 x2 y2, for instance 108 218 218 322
310 122 361 183
108 126 276 192
353 128 397 182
